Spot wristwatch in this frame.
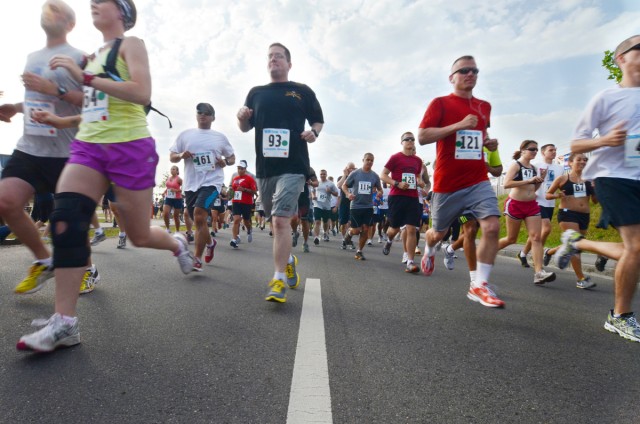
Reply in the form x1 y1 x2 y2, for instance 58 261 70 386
394 181 400 188
57 86 68 99
311 128 319 137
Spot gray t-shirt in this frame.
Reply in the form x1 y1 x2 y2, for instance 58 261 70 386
16 43 85 158
314 180 337 210
345 168 381 209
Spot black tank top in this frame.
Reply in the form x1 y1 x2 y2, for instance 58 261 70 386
513 161 537 181
561 176 594 197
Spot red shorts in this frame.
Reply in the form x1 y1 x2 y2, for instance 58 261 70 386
503 197 540 220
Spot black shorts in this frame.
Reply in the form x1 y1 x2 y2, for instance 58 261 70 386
1 150 67 194
232 202 253 220
164 197 184 210
350 208 374 228
595 177 640 228
557 209 590 231
185 186 218 220
314 207 332 223
372 209 388 223
339 200 351 225
31 193 54 222
387 195 422 229
211 205 225 214
539 206 555 220
458 212 476 225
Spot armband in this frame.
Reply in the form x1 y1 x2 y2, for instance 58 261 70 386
82 72 95 87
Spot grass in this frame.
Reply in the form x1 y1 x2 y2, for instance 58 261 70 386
494 194 622 247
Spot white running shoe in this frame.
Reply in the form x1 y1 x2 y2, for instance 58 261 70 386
401 252 408 264
17 313 80 352
173 233 194 274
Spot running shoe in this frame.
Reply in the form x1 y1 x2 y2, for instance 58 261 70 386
117 234 127 249
415 247 421 255
443 246 455 271
90 231 106 246
173 233 194 274
355 251 366 260
405 262 419 273
349 241 356 250
0 225 10 242
377 236 383 244
543 248 552 266
230 238 238 249
314 236 320 246
186 232 195 243
17 313 80 352
193 257 203 272
341 240 347 250
554 229 583 270
79 265 100 294
533 269 556 285
383 240 392 255
421 252 435 276
323 233 330 242
286 255 300 289
303 243 310 253
604 310 640 342
292 231 300 247
576 277 596 289
518 251 530 268
265 279 287 303
247 230 253 243
332 229 337 236
204 239 217 263
210 231 216 238
467 282 505 308
367 239 373 246
14 262 54 294
401 252 408 264
595 255 608 272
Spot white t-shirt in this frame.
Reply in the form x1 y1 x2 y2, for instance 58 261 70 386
170 128 234 192
573 86 640 180
533 161 565 208
313 180 337 210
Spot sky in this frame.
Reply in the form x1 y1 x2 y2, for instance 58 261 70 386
1 0 639 191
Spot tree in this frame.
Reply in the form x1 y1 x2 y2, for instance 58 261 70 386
602 50 622 83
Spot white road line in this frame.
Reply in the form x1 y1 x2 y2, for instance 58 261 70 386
287 278 333 424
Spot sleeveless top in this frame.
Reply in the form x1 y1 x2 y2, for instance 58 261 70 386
165 176 182 199
513 161 537 181
560 176 594 198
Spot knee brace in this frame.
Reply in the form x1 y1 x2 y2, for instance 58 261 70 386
51 192 96 268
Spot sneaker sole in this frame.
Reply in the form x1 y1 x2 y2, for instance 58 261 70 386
466 292 504 308
265 295 287 303
17 334 81 352
604 322 640 342
576 283 596 289
534 273 556 285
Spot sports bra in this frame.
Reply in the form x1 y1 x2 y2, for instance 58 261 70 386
513 161 537 181
560 176 594 197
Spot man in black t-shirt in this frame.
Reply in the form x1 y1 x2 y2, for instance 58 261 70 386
237 42 324 303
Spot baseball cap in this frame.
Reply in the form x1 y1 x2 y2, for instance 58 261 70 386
196 103 215 116
238 160 248 168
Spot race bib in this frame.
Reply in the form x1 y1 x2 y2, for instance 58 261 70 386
402 173 416 190
455 130 482 160
166 190 176 199
234 190 243 200
24 100 56 136
82 86 109 122
318 192 328 203
573 183 587 198
522 168 535 180
624 134 640 167
358 181 372 195
213 198 221 207
193 151 215 173
262 128 290 158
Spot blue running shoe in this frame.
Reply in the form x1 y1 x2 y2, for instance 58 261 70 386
286 256 300 289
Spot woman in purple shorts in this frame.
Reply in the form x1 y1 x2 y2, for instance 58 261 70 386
498 140 556 285
17 0 195 353
544 153 598 289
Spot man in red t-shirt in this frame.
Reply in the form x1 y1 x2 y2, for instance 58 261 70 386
417 55 504 308
230 160 257 248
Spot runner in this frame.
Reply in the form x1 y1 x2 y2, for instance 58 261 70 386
342 153 382 260
497 140 556 285
237 42 324 303
230 160 257 248
418 55 505 307
380 132 425 273
0 0 100 296
162 165 184 234
291 167 318 253
17 0 196 352
312 169 339 245
543 153 597 288
518 144 565 268
170 102 234 269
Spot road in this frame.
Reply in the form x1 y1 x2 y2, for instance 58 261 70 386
0 227 638 424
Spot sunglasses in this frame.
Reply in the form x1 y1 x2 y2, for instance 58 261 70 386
402 137 415 142
197 111 213 116
524 147 538 152
621 42 640 56
452 67 479 76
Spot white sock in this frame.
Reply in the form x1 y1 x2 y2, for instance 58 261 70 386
274 272 286 281
288 254 295 264
475 262 493 287
119 232 125 237
470 270 477 283
95 227 104 235
446 245 455 254
519 250 527 258
36 257 52 267
426 243 436 256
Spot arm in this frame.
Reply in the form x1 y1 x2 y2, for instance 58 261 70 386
571 121 627 154
21 72 83 107
502 163 543 189
418 114 479 145
544 175 567 200
301 122 323 144
487 164 503 177
32 110 81 129
421 164 431 192
216 153 236 169
237 106 253 132
0 102 24 123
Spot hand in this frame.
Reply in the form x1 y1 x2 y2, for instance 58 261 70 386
180 151 193 160
483 138 498 151
49 55 83 82
0 103 18 123
458 114 478 130
397 181 409 190
31 110 59 127
539 168 547 179
602 121 627 147
301 130 317 143
237 106 253 121
21 72 56 96
216 158 226 168
530 176 544 184
348 194 355 201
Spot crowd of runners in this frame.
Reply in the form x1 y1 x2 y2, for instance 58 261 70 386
0 0 639 353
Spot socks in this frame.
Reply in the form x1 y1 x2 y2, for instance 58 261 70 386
36 257 53 267
274 272 286 281
470 270 477 283
475 262 493 287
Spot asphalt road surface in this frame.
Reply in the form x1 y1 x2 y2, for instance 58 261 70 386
1 228 638 424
